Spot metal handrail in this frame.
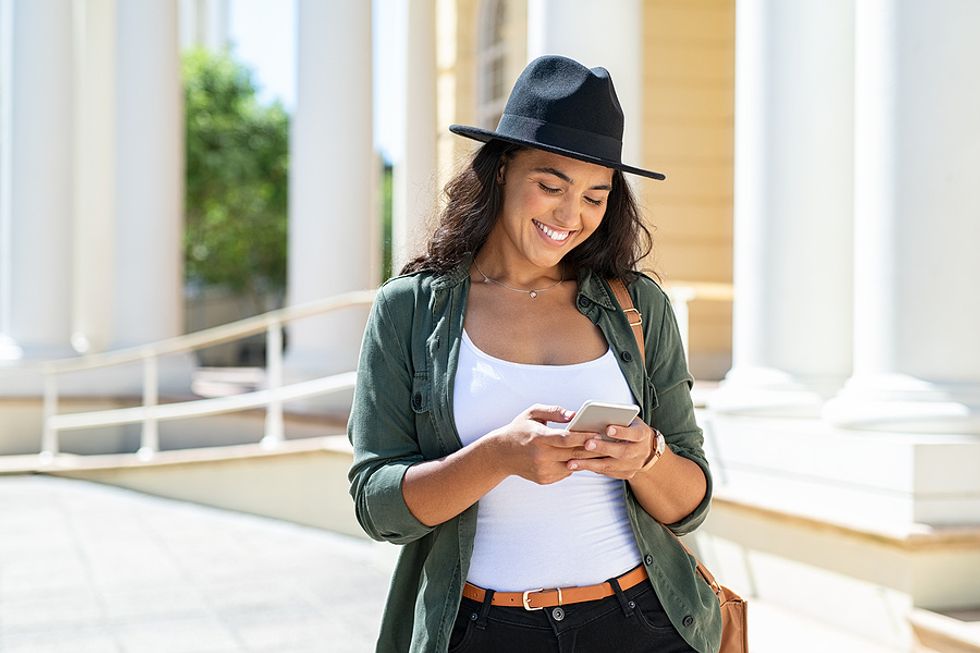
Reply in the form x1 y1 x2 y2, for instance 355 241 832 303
26 280 732 466
33 290 377 464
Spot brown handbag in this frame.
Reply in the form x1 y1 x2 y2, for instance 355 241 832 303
608 278 749 653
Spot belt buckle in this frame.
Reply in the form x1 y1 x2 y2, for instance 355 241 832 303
522 587 562 611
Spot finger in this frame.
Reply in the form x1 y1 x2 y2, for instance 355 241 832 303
525 404 574 424
603 423 645 443
581 438 632 459
567 457 621 474
538 431 601 448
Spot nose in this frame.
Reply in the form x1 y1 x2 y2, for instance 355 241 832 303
551 194 576 227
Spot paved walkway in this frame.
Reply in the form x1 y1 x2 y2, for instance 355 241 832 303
0 474 902 653
0 474 397 653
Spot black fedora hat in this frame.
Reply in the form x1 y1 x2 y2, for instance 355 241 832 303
450 55 665 181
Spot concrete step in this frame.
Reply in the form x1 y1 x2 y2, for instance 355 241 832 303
910 608 980 653
748 598 899 653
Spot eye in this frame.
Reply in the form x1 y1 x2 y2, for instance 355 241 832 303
538 182 561 194
584 196 605 207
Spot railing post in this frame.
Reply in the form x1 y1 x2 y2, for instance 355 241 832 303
262 320 284 448
39 370 59 464
137 353 158 460
668 287 696 365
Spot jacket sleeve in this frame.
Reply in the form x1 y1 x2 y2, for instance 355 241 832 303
347 284 436 545
643 280 713 536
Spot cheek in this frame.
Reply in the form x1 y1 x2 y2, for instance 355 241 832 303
505 187 553 219
579 210 605 239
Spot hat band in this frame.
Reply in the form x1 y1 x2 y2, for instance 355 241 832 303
495 114 623 164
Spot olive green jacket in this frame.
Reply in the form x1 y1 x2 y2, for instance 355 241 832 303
347 252 722 653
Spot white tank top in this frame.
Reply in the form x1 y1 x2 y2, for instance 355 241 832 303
453 329 642 592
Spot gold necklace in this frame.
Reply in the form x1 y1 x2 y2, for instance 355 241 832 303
472 259 564 299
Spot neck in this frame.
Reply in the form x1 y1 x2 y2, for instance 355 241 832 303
474 234 565 288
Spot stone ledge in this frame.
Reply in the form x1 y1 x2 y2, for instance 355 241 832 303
910 608 980 653
712 490 980 552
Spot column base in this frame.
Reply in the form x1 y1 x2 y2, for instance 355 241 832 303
697 407 980 650
0 334 24 361
824 373 980 434
709 365 842 418
0 351 197 397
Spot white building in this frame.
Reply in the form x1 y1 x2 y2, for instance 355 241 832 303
0 1 977 651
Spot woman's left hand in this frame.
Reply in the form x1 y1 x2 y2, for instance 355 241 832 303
565 418 657 480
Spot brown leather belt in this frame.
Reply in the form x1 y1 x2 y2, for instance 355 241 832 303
462 564 648 611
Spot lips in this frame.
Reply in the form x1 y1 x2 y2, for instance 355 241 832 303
533 219 575 243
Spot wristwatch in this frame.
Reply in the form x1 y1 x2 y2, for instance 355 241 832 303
641 429 666 472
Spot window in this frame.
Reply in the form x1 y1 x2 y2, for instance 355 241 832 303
477 0 508 129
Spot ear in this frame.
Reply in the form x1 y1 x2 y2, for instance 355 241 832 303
496 162 506 185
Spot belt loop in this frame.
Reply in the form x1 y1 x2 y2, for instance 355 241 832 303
476 588 495 630
608 577 633 617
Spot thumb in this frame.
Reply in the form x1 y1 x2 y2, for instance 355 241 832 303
526 404 574 424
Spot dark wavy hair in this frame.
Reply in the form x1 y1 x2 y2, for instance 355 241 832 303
400 139 656 283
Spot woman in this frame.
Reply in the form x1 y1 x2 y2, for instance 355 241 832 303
348 55 723 653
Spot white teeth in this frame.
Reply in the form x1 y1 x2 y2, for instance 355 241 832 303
533 220 570 242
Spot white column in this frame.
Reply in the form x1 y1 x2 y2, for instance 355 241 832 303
526 0 643 167
824 0 980 434
112 0 191 394
0 0 75 361
178 0 230 52
286 0 375 384
710 0 854 416
392 0 436 273
71 0 116 355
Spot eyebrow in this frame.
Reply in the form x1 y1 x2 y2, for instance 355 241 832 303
531 166 612 191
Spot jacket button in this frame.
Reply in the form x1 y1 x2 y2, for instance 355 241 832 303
682 615 695 628
577 296 591 308
620 351 633 363
644 554 654 565
411 393 423 409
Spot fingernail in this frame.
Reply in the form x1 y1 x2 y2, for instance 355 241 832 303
569 462 579 470
607 426 616 436
563 410 573 418
586 440 596 451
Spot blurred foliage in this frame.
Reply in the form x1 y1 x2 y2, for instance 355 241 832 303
182 48 288 312
381 161 393 281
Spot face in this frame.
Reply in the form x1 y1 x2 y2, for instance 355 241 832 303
491 148 614 269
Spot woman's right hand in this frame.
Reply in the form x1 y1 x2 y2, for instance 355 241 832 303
487 404 603 485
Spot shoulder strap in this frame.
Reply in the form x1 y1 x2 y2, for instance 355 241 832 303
608 279 645 362
608 277 724 595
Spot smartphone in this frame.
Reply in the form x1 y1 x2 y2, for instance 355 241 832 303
564 400 640 439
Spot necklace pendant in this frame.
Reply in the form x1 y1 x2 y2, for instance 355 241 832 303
529 291 538 299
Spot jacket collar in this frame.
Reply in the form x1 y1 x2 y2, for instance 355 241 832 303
431 251 617 311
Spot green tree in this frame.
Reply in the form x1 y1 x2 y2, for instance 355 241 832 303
183 48 289 313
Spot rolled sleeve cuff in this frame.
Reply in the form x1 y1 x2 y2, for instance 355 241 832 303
664 449 713 536
362 461 435 545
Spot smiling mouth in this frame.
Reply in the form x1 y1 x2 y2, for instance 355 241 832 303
533 219 575 243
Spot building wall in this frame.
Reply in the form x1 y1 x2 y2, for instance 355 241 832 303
436 0 733 380
436 0 527 215
642 0 735 381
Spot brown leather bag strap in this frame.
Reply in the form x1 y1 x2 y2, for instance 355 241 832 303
608 278 645 361
608 276 723 596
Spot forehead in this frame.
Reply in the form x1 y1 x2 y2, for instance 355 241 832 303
513 148 614 185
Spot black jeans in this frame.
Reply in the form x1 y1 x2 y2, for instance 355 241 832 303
448 577 697 653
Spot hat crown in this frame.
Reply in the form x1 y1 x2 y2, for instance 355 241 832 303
447 54 665 179
502 55 625 144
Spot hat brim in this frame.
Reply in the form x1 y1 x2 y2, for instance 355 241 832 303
449 124 666 181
